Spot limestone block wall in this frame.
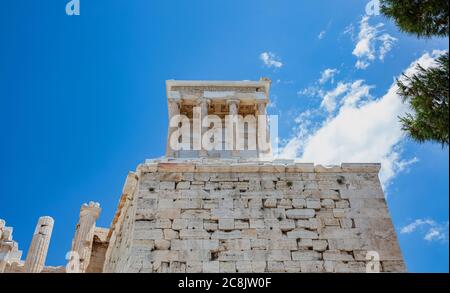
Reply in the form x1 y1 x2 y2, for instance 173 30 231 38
103 160 405 273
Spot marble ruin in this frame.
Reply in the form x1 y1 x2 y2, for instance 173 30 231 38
0 79 406 273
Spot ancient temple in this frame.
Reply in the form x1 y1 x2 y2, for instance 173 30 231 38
0 78 406 273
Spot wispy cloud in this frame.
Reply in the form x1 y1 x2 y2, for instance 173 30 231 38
401 219 449 243
297 86 322 98
319 68 339 84
318 30 327 40
297 68 340 99
280 51 440 187
352 15 397 69
260 52 283 69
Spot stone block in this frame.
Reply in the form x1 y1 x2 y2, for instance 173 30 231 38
306 199 321 209
333 208 348 218
298 239 313 248
292 198 306 208
251 239 269 250
219 219 235 230
134 229 163 240
236 261 252 273
321 199 335 208
267 250 291 261
267 261 285 272
222 239 251 250
176 181 190 190
252 261 267 273
323 250 354 261
181 209 210 219
219 261 236 273
211 230 241 240
186 261 202 273
287 229 319 239
203 261 220 273
187 218 204 230
234 220 250 229
164 229 179 240
263 198 277 208
203 220 219 231
172 219 187 230
157 209 181 219
300 261 324 273
278 199 292 208
154 239 171 250
291 251 321 261
179 229 209 239
159 181 175 190
312 240 328 251
268 240 297 250
286 209 315 219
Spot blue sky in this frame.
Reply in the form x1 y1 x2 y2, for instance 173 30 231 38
0 0 448 272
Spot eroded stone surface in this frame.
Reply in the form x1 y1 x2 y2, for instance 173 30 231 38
102 159 405 273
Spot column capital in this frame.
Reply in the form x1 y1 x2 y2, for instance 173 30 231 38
196 97 211 106
168 99 180 106
80 202 101 219
168 90 181 101
1 226 12 241
226 99 240 106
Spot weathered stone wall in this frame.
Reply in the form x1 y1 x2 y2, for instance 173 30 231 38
85 228 109 273
103 173 139 273
103 160 405 273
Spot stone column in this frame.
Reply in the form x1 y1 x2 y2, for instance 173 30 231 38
0 219 9 273
197 98 210 158
24 216 54 273
166 100 180 158
227 99 240 157
257 102 271 158
71 202 101 273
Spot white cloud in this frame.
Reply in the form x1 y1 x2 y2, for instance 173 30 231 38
396 157 419 173
279 51 441 187
355 60 370 70
343 23 355 39
320 82 349 112
260 52 283 69
319 68 339 84
297 86 322 97
401 219 449 243
352 16 397 69
318 30 327 40
378 33 398 61
401 219 436 234
318 80 373 113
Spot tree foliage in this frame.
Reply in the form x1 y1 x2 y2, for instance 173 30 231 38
397 52 449 146
380 0 449 146
380 0 449 37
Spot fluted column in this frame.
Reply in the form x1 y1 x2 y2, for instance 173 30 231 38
197 98 210 158
257 102 271 158
166 100 181 158
24 216 54 273
227 99 240 157
71 202 101 273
